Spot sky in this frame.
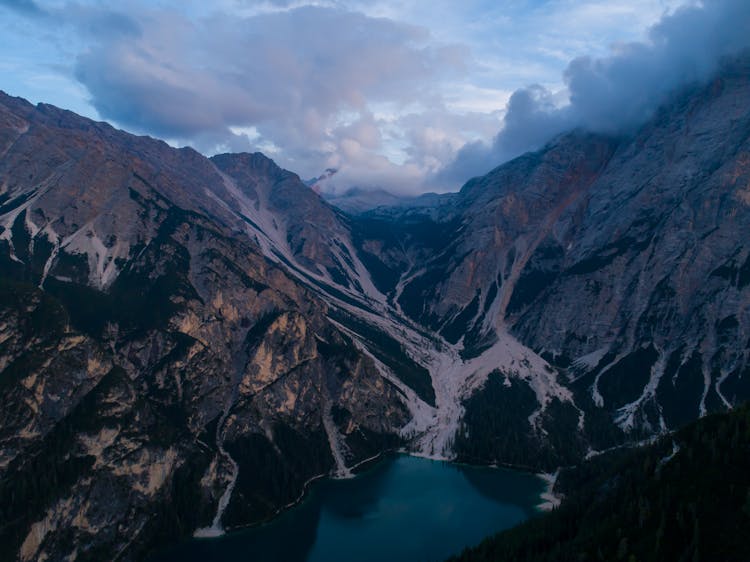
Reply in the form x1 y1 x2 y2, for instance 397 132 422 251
0 0 748 194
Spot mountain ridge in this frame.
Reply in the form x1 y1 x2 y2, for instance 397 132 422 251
0 89 409 561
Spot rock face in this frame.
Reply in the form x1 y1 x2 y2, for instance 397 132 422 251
1 54 749 562
354 55 750 458
0 93 407 561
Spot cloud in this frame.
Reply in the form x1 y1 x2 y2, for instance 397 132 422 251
438 0 750 184
65 5 469 187
5 0 746 194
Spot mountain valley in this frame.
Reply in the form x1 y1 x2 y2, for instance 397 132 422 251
0 53 749 561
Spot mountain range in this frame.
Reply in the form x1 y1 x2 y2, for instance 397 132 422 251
0 54 748 561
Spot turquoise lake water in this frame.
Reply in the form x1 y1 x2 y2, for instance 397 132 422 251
152 455 545 562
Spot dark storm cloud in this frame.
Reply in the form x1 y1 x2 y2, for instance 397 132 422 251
437 0 750 186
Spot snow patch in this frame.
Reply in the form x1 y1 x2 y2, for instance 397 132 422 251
585 435 660 460
570 346 609 379
537 470 561 511
698 357 711 417
411 328 572 460
194 405 239 537
614 349 667 432
392 263 425 317
591 353 627 408
58 225 128 289
658 440 680 468
0 190 40 260
715 369 733 410
322 406 353 479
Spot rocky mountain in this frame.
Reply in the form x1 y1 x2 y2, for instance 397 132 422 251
0 93 408 561
323 187 406 214
323 186 453 215
0 54 749 562
353 54 750 461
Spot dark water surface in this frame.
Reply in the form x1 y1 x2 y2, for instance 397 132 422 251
152 455 545 562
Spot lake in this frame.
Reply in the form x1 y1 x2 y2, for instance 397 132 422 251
152 454 545 562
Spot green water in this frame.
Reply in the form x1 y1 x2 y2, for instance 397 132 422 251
153 455 545 562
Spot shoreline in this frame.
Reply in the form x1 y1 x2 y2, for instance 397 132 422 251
536 469 562 511
142 449 558 562
205 450 554 538
218 448 398 535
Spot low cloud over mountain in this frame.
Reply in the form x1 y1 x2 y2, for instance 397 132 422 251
2 0 749 193
438 0 750 185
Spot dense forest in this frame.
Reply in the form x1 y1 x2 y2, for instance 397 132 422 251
450 405 750 562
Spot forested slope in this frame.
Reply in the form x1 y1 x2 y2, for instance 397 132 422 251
450 405 750 562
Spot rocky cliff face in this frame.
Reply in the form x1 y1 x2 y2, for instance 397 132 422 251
510 60 750 439
0 93 407 561
354 55 750 457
